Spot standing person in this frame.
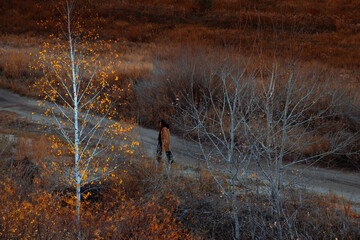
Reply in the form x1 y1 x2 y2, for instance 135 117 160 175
156 119 173 165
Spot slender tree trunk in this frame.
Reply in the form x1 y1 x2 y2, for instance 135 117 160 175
68 4 81 237
72 50 81 239
72 43 81 240
231 179 240 240
229 113 240 240
273 72 293 240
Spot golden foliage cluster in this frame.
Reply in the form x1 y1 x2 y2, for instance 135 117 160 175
0 176 193 239
0 133 199 239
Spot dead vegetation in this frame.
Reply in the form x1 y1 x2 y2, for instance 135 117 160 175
0 135 359 239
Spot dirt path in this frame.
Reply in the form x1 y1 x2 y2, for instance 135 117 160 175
1 88 359 211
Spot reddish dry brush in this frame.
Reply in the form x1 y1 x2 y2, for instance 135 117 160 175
0 158 195 239
0 135 359 239
1 0 360 67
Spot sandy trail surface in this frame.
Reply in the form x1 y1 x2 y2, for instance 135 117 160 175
1 88 359 211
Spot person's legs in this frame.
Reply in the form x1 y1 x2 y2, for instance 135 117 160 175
166 151 173 164
156 145 162 164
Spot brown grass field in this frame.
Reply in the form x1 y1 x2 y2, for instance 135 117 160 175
1 0 359 95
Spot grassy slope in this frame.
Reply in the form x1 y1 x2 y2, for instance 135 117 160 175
1 0 360 67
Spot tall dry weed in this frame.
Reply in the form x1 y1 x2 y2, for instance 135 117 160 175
0 50 30 79
32 135 50 161
14 133 32 161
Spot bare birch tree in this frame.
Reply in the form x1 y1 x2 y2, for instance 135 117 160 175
34 1 137 238
169 54 258 239
170 50 356 239
245 61 355 239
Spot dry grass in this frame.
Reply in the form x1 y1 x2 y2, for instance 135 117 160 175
0 138 359 239
1 0 360 90
0 49 30 79
0 34 42 48
13 133 50 162
0 111 32 134
1 0 360 69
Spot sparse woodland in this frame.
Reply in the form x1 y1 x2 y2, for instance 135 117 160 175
0 0 359 239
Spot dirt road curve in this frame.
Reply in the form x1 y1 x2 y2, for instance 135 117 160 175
1 88 359 210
